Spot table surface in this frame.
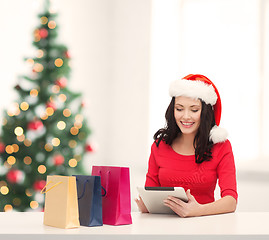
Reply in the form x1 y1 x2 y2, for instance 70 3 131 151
1 211 269 240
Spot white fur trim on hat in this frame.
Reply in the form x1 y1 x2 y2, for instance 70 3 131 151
169 79 218 105
209 125 228 144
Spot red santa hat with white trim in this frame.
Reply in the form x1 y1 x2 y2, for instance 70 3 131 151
169 74 228 144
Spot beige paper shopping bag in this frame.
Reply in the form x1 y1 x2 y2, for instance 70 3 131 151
42 175 80 229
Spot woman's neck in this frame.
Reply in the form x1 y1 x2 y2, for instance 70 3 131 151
172 133 196 155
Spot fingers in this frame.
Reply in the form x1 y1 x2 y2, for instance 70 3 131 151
134 196 149 213
134 196 142 207
163 198 185 217
163 196 185 210
163 195 190 217
165 196 187 206
186 189 193 200
163 198 182 209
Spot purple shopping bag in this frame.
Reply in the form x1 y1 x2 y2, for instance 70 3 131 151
92 166 132 225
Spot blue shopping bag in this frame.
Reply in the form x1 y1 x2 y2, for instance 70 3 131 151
73 175 104 227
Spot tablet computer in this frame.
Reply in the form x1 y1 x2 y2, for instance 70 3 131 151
137 186 188 214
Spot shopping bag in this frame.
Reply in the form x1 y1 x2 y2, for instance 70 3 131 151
92 166 132 225
73 175 103 227
41 175 80 229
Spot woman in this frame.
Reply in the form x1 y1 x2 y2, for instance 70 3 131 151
135 74 238 217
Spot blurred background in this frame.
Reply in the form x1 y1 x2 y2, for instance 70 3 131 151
1 0 269 212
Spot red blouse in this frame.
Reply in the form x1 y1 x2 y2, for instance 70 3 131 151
145 140 238 204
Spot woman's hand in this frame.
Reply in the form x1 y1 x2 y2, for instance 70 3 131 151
135 196 149 213
163 189 202 217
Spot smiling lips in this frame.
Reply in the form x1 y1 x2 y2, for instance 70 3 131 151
181 121 194 128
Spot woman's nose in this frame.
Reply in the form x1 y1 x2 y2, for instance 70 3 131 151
183 110 191 119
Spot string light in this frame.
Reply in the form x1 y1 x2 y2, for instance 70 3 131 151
14 109 21 116
7 102 20 117
75 114 84 122
69 158 77 168
52 85 60 93
17 134 25 142
69 140 77 148
58 94 67 102
34 29 39 36
26 58 35 65
4 204 13 212
57 121 66 130
0 186 9 195
38 165 47 174
30 89 39 97
46 107 54 116
54 58 63 67
70 127 79 135
52 138 60 147
40 113 48 120
12 144 19 152
20 102 29 111
15 111 21 116
23 156 32 165
44 143 53 152
30 201 39 209
48 20 56 29
33 63 44 72
34 30 41 42
5 145 14 154
24 139 32 147
40 16 48 25
36 49 44 58
7 109 14 117
13 198 21 206
74 122 82 129
25 189 33 197
63 108 71 117
14 127 24 136
7 156 16 165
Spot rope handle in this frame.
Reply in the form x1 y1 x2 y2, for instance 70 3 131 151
101 186 106 197
40 181 62 194
76 179 107 199
97 170 110 196
76 179 88 199
105 171 110 193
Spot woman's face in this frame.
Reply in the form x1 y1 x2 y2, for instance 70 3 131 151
174 96 202 137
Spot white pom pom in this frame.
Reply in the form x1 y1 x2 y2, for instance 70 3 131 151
209 125 228 144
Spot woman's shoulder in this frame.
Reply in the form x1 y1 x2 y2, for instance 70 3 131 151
212 139 233 155
151 138 170 151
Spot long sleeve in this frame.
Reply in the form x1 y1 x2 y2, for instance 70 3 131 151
216 141 238 201
145 143 161 187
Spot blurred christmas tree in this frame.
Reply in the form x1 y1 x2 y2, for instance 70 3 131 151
0 1 93 212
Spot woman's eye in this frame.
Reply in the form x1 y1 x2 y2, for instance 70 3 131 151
176 108 183 111
192 110 199 113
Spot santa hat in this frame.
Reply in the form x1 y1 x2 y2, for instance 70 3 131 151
169 74 228 144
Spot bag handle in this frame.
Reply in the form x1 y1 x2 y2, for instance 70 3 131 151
40 181 62 194
105 171 110 194
76 178 107 199
101 186 106 197
98 170 110 196
76 179 89 200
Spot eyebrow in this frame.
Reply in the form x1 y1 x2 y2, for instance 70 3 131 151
175 104 201 108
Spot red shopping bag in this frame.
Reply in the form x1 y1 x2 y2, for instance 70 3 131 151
92 166 132 225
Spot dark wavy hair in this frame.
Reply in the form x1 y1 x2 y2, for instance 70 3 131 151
154 97 215 163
